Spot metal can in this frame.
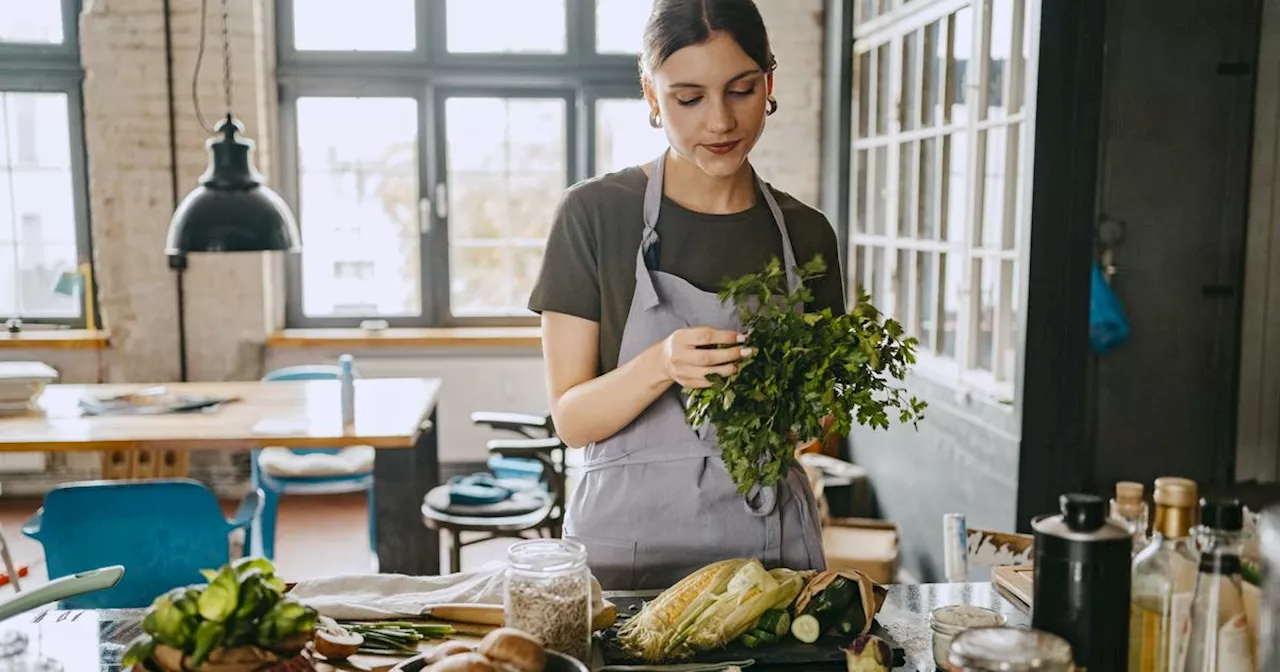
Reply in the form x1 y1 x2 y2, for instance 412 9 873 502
947 626 1075 671
943 513 968 582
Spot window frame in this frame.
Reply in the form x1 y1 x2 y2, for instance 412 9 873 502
846 0 1038 406
277 0 647 328
0 0 94 327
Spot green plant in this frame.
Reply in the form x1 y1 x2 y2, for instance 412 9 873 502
685 255 926 494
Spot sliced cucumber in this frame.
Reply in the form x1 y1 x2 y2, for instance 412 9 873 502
791 613 822 644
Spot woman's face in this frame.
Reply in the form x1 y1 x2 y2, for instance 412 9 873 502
644 31 773 179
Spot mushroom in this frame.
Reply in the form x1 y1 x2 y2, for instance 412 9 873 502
427 640 479 663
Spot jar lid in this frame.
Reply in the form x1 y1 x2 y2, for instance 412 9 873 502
947 626 1074 670
1115 481 1144 503
929 605 1007 636
1031 493 1131 542
507 539 587 572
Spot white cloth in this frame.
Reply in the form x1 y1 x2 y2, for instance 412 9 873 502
257 445 375 478
289 561 606 621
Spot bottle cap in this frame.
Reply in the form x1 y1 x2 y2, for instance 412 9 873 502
1115 481 1144 502
1154 477 1197 508
1199 498 1243 532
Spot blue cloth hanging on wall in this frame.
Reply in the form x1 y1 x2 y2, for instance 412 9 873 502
1089 262 1130 353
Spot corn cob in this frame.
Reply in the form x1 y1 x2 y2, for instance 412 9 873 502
617 558 747 661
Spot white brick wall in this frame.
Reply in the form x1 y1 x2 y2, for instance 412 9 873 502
755 0 827 206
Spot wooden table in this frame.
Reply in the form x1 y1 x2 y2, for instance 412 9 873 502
0 378 443 576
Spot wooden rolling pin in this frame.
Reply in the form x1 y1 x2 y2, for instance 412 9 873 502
424 601 618 631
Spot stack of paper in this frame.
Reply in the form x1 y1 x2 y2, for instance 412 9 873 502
0 361 58 416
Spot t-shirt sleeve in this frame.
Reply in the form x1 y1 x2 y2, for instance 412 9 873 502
808 217 847 314
527 188 602 321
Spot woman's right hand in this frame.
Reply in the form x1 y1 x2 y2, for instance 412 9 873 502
659 327 752 388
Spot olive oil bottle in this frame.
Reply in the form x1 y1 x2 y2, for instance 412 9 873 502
1127 477 1199 672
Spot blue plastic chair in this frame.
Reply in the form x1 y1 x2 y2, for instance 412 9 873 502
21 479 260 609
249 365 376 567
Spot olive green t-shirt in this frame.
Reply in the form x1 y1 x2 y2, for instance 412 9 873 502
528 166 845 375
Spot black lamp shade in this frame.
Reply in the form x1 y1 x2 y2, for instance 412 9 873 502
165 116 302 257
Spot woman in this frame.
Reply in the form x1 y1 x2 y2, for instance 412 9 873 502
527 0 844 591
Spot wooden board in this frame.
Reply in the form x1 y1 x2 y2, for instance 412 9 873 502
991 564 1035 608
312 622 496 672
596 595 905 670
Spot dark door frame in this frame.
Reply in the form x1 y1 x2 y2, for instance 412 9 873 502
1014 0 1108 529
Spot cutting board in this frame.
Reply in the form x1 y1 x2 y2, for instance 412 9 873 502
596 595 905 670
312 621 496 672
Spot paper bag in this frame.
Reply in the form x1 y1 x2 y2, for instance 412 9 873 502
792 569 888 637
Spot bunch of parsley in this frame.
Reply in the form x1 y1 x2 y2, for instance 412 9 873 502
685 255 927 494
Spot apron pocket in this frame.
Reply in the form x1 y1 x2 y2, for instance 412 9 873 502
565 534 636 591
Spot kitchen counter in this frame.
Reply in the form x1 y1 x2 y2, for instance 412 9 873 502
75 582 1028 671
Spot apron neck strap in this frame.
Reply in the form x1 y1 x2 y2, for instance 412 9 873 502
641 151 802 291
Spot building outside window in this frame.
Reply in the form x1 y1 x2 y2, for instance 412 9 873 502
0 0 91 326
848 0 1039 402
279 0 669 327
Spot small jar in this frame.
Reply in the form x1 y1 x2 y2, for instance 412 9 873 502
929 605 1006 669
947 626 1075 671
504 539 592 663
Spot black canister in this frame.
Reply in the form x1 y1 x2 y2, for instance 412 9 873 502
1031 493 1132 671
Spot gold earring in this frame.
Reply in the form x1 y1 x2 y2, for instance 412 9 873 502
649 108 662 128
767 96 778 116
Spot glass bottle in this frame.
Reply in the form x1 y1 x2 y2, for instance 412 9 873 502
1258 506 1280 669
1128 476 1199 672
1182 499 1255 671
504 539 592 663
1112 480 1151 556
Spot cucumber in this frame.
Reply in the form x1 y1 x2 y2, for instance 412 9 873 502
741 632 763 648
791 613 822 644
749 628 781 645
756 609 792 637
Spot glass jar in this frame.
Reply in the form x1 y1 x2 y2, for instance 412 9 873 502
929 605 1007 669
504 539 592 663
947 626 1075 671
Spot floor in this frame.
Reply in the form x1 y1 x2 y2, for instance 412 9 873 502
0 493 516 594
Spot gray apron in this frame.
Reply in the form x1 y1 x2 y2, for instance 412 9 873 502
563 152 827 591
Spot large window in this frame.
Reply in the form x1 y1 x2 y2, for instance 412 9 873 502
0 0 91 326
849 0 1038 401
279 0 667 327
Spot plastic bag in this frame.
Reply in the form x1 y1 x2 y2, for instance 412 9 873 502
1089 262 1130 353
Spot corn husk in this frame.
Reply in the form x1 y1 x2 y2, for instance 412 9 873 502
793 569 888 637
617 559 805 663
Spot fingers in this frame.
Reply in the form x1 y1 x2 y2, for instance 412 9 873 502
687 327 746 347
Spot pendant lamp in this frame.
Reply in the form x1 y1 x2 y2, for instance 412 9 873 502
164 0 301 259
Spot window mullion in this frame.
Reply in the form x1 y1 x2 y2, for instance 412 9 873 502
885 36 902 320
958 0 990 377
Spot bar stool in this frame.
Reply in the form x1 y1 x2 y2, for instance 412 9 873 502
421 413 566 573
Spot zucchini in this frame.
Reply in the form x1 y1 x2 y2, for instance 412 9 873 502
749 629 781 645
756 609 792 637
791 614 822 644
835 593 867 635
800 576 858 636
741 632 764 648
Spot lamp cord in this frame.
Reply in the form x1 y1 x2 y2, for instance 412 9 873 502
193 0 234 134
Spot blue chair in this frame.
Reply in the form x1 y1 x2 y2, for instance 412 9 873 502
21 479 260 609
249 365 376 567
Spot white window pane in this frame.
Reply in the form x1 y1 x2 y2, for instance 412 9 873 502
596 0 652 54
295 97 420 318
445 97 566 316
981 127 1005 249
0 1 63 44
987 0 1014 119
446 0 566 54
976 258 996 372
292 0 415 51
1 92 78 319
941 252 959 358
594 98 667 175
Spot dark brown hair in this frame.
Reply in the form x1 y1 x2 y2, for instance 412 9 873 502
640 0 777 75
